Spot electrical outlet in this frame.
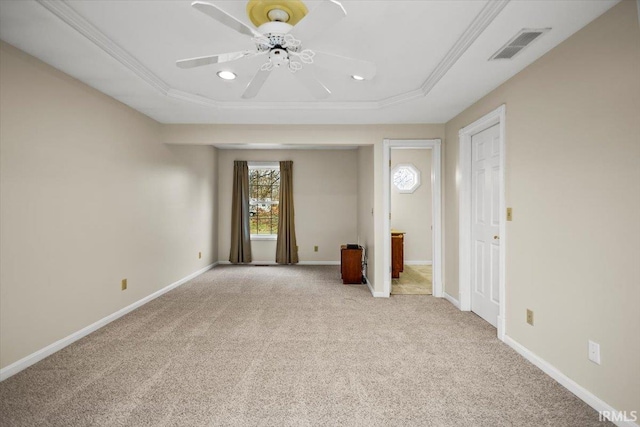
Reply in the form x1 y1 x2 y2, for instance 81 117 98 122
314 245 318 252
121 279 127 291
588 340 601 364
526 309 534 325
198 251 202 259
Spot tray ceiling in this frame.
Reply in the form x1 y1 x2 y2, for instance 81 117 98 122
0 0 618 124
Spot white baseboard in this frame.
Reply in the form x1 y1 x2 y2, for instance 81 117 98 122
216 260 340 266
504 335 638 427
0 263 216 382
443 292 460 309
365 276 387 297
299 261 340 265
497 315 505 341
404 260 433 266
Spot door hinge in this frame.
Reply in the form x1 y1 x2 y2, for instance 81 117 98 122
389 213 391 220
389 160 391 167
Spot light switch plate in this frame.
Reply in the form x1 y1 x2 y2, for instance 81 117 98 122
588 340 601 364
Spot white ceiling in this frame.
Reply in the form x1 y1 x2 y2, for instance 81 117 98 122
0 0 618 124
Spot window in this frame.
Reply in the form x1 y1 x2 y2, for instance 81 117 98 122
392 163 421 193
248 162 280 238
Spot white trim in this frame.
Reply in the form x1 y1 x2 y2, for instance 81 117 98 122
250 235 278 241
0 263 216 382
404 260 433 266
247 161 280 169
379 0 510 108
383 140 391 295
35 0 509 111
444 292 461 309
383 139 442 299
216 260 340 265
36 0 170 95
458 105 507 341
299 261 340 265
504 335 639 427
365 276 386 297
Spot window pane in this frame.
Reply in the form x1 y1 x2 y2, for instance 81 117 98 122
248 167 280 235
250 215 258 235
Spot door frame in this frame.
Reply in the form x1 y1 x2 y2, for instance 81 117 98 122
382 139 442 298
458 105 506 340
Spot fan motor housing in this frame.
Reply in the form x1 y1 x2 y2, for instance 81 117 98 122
256 22 300 53
258 21 293 36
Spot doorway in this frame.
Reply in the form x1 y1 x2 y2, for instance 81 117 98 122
458 105 506 340
382 139 442 298
389 148 433 295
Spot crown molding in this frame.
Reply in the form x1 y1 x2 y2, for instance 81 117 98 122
379 0 510 108
37 0 171 96
220 100 380 110
36 0 509 112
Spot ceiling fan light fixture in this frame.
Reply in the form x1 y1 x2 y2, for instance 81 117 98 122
217 70 237 80
351 74 365 81
267 9 290 23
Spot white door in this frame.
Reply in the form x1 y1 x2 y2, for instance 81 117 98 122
470 124 501 327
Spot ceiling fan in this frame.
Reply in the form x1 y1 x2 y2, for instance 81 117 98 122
176 0 376 99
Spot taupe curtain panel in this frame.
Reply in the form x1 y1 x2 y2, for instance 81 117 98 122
229 161 252 264
276 161 299 264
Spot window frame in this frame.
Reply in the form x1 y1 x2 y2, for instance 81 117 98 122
248 162 280 240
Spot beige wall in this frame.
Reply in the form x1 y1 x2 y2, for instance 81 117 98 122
0 42 218 369
357 146 374 282
444 0 640 414
217 149 358 263
165 122 444 291
391 149 433 262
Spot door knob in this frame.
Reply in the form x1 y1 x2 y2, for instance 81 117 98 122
493 235 500 240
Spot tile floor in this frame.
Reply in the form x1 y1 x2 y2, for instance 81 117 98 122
391 264 432 295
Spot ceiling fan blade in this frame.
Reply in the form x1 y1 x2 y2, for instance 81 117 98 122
191 1 260 38
242 68 273 99
293 66 331 99
176 51 256 69
313 51 376 80
289 0 346 43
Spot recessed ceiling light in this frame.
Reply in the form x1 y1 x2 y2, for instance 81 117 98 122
351 75 365 81
217 70 237 80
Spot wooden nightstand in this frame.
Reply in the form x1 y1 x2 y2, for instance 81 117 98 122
340 245 362 284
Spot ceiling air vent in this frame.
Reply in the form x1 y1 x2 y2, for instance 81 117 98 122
489 28 550 60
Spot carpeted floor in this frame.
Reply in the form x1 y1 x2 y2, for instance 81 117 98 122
0 265 608 426
392 264 432 295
